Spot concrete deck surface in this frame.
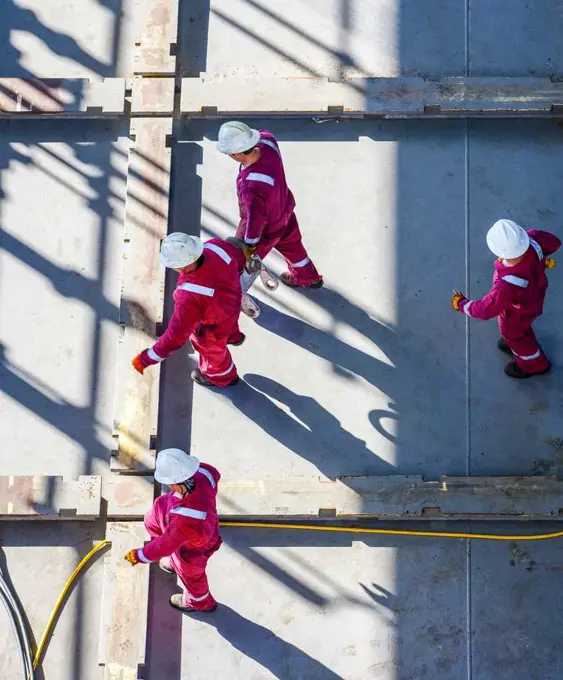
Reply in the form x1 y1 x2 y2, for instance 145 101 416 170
0 0 145 79
145 523 563 680
0 120 128 680
173 117 563 483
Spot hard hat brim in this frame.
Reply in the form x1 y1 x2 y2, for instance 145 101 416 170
216 128 261 154
154 455 200 485
159 237 204 269
486 228 529 259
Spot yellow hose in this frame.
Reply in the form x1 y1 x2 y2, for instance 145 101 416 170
33 539 109 671
31 522 563 674
220 521 563 542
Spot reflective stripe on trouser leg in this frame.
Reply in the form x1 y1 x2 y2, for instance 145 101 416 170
190 319 238 387
170 552 217 610
275 213 321 285
500 320 550 373
186 590 210 602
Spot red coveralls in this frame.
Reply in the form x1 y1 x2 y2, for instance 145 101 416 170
148 239 246 387
236 130 322 286
459 229 560 373
137 463 222 610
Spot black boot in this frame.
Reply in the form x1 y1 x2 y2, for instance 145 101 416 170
191 369 239 387
504 360 551 379
228 333 246 347
497 338 512 356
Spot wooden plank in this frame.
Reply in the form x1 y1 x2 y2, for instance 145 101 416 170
0 78 125 116
99 522 149 678
0 475 101 520
106 476 154 518
112 117 172 473
133 0 179 76
218 475 563 520
180 76 563 117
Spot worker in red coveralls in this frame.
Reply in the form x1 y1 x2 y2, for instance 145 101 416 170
216 121 323 317
132 232 250 388
125 449 221 613
453 219 560 379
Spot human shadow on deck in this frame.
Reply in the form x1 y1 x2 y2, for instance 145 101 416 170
228 373 395 477
198 604 344 680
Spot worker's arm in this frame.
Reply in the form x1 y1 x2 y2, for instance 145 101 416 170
528 229 561 257
132 293 201 373
239 188 268 246
128 515 204 565
457 282 513 320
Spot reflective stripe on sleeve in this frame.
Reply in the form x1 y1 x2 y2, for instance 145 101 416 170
246 172 275 186
244 236 260 244
198 467 217 489
259 138 281 157
462 301 474 317
137 548 151 563
204 242 232 264
529 238 543 261
147 348 164 362
170 507 208 520
178 282 215 297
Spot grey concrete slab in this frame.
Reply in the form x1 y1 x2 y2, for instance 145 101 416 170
467 120 563 475
170 118 466 486
199 0 466 81
0 119 130 481
469 0 563 77
142 523 563 679
181 76 563 117
0 520 107 680
0 0 146 79
218 475 563 520
145 525 467 680
470 522 563 680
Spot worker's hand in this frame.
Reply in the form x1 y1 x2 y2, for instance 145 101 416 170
452 290 467 312
225 236 257 262
132 350 156 374
244 244 257 262
124 549 140 566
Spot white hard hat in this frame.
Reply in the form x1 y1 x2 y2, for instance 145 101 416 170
154 448 200 485
160 233 204 269
216 121 260 154
486 219 530 259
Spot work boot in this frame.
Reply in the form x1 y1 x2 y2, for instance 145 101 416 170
191 368 239 387
228 333 246 347
241 293 261 318
280 272 324 289
504 360 551 379
497 338 512 356
169 594 217 613
159 557 174 574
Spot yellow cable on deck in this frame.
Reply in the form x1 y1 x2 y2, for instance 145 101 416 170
31 522 563 675
33 539 109 671
220 521 563 542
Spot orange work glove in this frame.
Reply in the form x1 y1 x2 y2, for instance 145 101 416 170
132 354 145 374
452 290 467 312
132 349 156 374
244 244 258 262
124 549 140 566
